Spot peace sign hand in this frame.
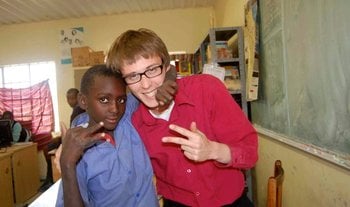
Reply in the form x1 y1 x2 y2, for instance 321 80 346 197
162 122 215 162
60 122 105 169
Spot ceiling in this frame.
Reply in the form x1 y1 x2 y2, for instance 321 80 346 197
0 0 216 26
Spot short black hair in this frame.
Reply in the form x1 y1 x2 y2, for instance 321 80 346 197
2 111 13 119
80 64 124 95
66 88 79 96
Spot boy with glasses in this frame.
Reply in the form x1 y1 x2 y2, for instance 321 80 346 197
107 28 258 207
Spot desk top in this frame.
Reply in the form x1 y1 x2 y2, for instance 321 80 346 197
29 179 60 207
0 150 11 160
0 142 36 159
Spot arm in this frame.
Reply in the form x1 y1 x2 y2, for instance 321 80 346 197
60 159 83 207
59 122 104 207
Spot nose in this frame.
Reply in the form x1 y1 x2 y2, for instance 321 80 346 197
108 100 120 113
139 74 151 88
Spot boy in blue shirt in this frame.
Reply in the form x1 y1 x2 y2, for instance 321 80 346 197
56 65 159 206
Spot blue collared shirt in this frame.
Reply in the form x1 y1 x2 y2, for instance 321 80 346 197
56 93 158 207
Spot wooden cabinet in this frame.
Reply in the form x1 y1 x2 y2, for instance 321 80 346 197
0 153 14 207
49 149 61 182
0 143 40 206
11 144 40 203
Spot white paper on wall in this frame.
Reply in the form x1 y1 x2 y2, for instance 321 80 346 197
60 27 85 64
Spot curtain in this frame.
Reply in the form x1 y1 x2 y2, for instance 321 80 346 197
0 80 54 150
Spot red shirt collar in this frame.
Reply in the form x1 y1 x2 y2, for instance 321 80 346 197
103 133 116 146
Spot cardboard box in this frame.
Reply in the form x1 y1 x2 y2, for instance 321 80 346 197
89 51 105 66
71 47 92 67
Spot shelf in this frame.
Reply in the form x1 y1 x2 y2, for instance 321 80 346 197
193 27 247 115
228 89 242 95
217 58 240 63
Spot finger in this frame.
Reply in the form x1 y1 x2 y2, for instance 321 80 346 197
162 136 191 146
86 122 104 135
89 132 106 142
168 124 195 139
158 101 166 106
156 81 177 100
183 151 197 162
165 82 178 95
80 132 106 149
189 122 205 137
156 96 169 107
161 83 177 100
181 145 194 153
155 90 167 103
189 122 197 132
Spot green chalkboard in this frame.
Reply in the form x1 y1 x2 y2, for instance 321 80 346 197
251 0 350 157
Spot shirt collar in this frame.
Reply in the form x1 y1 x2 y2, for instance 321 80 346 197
103 133 116 146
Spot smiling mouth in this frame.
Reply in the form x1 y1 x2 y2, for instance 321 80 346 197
105 118 119 124
143 89 157 98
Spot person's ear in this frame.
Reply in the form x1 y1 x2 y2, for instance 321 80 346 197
78 93 88 110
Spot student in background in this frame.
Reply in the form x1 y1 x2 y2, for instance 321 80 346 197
2 111 30 142
56 65 159 206
66 88 85 125
106 28 258 207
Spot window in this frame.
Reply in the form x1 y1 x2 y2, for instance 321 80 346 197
0 61 59 149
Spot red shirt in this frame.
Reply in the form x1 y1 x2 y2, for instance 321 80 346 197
132 74 258 207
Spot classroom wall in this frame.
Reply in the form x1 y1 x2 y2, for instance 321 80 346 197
255 131 350 207
0 7 212 127
3 1 347 206
213 0 245 27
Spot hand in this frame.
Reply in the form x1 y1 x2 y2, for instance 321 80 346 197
53 122 67 173
54 144 62 173
156 65 178 106
156 80 177 106
162 122 214 162
60 122 105 169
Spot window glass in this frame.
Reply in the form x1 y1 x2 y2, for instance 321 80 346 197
0 61 59 131
3 65 30 88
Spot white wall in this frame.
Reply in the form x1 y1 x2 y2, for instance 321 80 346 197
0 7 212 127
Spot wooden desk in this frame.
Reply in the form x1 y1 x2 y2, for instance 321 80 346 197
48 149 61 182
0 143 40 206
0 152 14 207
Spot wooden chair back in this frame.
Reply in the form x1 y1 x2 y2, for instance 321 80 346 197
267 160 284 207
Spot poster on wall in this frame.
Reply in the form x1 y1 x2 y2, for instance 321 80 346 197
60 27 85 64
244 0 260 101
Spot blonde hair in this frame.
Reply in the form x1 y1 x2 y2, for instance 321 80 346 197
107 28 170 72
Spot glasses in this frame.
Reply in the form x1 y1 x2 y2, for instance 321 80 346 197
123 64 164 84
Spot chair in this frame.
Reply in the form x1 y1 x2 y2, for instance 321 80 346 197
267 160 284 207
